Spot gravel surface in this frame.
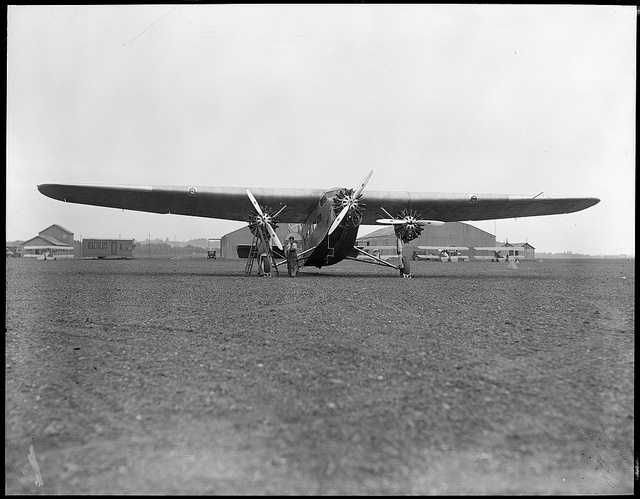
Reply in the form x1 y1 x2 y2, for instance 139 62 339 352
5 257 634 494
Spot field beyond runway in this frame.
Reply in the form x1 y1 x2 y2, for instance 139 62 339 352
5 257 634 493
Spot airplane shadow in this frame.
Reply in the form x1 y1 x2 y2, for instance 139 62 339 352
295 273 555 280
63 269 554 280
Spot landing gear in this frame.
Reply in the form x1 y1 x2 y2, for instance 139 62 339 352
399 255 413 278
244 190 288 277
245 233 278 277
258 253 271 277
287 250 298 277
396 237 414 279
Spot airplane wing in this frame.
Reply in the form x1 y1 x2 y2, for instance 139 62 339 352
37 184 324 223
38 184 599 224
360 191 599 224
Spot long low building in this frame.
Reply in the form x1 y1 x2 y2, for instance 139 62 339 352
81 239 135 259
498 241 536 260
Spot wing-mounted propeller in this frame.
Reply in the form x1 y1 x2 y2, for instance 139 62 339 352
245 189 285 251
328 170 373 235
376 208 445 243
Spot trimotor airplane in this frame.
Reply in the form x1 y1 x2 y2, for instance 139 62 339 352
38 171 599 277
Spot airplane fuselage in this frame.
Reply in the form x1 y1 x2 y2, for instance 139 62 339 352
297 189 362 268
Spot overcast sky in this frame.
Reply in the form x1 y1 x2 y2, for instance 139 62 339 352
7 5 636 254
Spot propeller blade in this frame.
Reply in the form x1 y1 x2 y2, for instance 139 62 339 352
380 207 394 219
272 205 287 219
328 204 350 235
416 220 445 226
353 170 373 199
328 171 373 236
265 222 283 251
376 218 409 225
245 189 264 217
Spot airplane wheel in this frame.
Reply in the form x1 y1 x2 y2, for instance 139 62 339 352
400 256 410 276
261 256 271 275
403 256 410 275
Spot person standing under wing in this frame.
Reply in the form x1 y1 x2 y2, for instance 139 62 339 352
285 236 298 277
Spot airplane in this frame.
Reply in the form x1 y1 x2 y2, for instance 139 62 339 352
37 171 599 277
414 246 470 262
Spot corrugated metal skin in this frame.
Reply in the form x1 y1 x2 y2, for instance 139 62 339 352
39 184 598 224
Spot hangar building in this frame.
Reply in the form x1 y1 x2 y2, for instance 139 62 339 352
220 224 303 259
357 222 496 258
220 222 495 260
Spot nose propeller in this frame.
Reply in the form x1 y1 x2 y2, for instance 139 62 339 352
328 170 373 236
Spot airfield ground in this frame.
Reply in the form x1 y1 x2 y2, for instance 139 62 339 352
5 257 634 494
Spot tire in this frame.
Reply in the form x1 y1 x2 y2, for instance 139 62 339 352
261 256 271 275
403 257 411 275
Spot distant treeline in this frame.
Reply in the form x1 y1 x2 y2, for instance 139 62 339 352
536 252 633 259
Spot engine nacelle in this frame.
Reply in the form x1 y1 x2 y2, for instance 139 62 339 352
376 209 446 243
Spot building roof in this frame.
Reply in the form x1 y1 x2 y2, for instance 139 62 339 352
40 224 73 236
221 223 294 239
23 235 74 248
498 241 535 249
82 238 134 242
358 226 395 239
358 221 495 240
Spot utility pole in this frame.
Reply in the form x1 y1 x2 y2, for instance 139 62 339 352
148 233 151 258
